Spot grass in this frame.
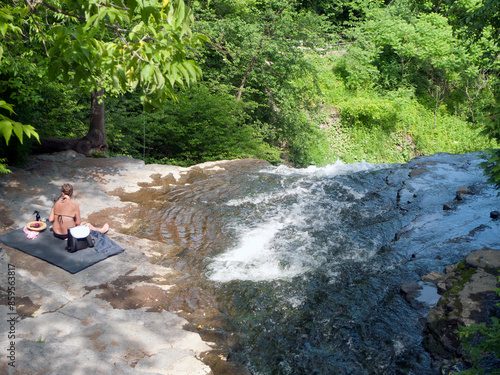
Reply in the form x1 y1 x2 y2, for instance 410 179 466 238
299 53 497 166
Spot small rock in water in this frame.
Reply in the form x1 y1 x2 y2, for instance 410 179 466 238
400 281 422 302
422 271 444 283
455 186 470 201
490 211 500 219
443 203 453 211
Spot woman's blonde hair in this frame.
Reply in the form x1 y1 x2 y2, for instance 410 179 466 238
61 184 74 197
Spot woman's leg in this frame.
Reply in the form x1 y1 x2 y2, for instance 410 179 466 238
85 223 109 234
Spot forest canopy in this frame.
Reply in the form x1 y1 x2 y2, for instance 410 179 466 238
0 0 499 176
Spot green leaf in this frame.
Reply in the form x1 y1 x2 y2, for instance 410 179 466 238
141 63 154 82
0 120 12 145
154 66 165 90
0 100 15 114
85 13 100 30
23 125 40 143
12 123 24 144
0 22 7 37
175 62 186 82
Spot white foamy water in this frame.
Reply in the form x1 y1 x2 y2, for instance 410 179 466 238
273 159 385 177
207 209 324 282
206 154 498 284
206 161 385 282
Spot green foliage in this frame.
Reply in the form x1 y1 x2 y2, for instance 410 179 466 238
106 85 280 166
0 3 40 172
339 96 398 129
0 100 39 171
456 278 500 374
334 43 380 90
273 105 331 167
0 101 39 146
436 0 500 191
0 158 10 174
0 0 207 170
481 149 500 191
311 51 496 164
344 4 468 96
41 0 206 106
438 0 500 43
0 0 499 173
296 0 386 27
193 0 333 165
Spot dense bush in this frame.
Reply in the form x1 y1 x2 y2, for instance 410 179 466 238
106 85 280 166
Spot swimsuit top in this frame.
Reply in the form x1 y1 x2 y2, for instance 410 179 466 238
53 197 76 225
54 212 75 224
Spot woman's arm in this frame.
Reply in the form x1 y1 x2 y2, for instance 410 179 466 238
49 207 55 223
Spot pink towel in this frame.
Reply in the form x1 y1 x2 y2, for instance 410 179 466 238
23 227 39 240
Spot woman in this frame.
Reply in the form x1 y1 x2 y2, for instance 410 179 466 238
49 183 109 240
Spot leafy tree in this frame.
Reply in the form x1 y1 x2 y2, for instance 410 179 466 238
0 5 40 172
344 5 466 87
418 0 500 125
337 2 486 130
431 0 500 190
193 0 333 166
0 0 205 157
296 0 386 27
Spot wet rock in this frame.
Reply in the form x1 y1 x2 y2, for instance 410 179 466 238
422 249 500 370
400 281 422 302
409 167 428 177
455 186 471 201
400 281 441 307
422 271 444 283
490 211 500 219
444 263 458 274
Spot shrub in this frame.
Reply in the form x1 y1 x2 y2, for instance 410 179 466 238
106 85 281 166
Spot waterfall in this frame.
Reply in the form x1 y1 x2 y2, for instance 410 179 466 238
124 152 500 375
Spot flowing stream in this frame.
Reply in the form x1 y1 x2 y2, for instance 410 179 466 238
121 153 500 375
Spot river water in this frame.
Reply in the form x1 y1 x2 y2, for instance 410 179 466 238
122 152 500 375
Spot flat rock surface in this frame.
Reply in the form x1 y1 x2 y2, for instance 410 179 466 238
0 151 230 374
465 248 500 269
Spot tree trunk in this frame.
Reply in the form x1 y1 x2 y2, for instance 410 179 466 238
77 88 109 156
33 89 109 156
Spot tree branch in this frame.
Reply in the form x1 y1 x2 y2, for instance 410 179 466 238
37 0 86 21
23 0 50 55
236 6 285 101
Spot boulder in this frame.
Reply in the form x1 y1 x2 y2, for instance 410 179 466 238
422 249 500 369
465 248 500 269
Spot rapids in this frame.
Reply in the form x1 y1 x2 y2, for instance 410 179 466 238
121 152 500 375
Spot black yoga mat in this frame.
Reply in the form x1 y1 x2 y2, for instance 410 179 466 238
0 225 124 274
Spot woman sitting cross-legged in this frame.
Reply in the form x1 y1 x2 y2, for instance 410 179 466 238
49 183 109 240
